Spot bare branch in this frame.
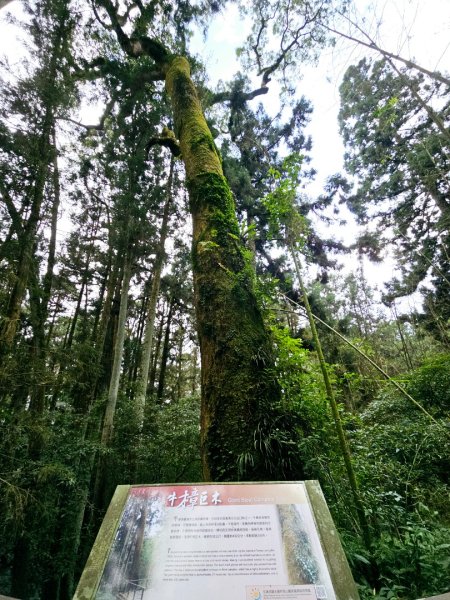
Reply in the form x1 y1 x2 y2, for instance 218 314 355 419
252 10 267 74
91 1 113 30
93 0 139 56
325 18 450 87
60 98 115 132
258 7 321 86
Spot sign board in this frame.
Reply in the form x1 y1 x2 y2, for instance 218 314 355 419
74 481 359 600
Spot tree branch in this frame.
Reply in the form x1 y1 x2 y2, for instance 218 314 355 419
325 18 450 87
0 180 23 236
94 0 138 56
258 8 320 85
60 97 116 131
208 85 269 107
93 0 170 73
146 127 181 157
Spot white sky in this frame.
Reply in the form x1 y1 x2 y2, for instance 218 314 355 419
1 0 449 312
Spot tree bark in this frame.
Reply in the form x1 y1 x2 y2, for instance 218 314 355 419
135 159 173 426
101 251 132 447
91 249 132 514
156 296 174 403
148 308 165 401
164 57 283 480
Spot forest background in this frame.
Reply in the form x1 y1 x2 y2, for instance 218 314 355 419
0 0 449 599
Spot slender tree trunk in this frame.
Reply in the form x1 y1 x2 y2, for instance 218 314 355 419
135 159 173 426
92 246 113 343
46 290 62 346
128 283 150 390
175 324 185 401
391 303 414 370
27 258 49 420
41 127 60 315
289 244 373 557
247 211 256 269
156 296 174 403
92 250 132 512
26 131 61 450
51 227 98 409
101 252 132 447
191 344 199 395
87 251 120 409
148 309 165 400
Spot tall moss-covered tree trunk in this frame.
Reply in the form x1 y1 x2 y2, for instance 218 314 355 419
95 2 295 479
164 57 282 480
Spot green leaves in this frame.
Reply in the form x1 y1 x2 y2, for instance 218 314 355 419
263 152 307 244
339 57 450 311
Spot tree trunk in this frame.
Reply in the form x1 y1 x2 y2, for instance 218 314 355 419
130 282 151 388
101 252 132 447
25 130 61 450
191 344 199 395
175 323 185 401
148 309 165 401
156 296 174 404
164 57 283 480
95 8 295 478
135 159 173 426
92 245 114 343
92 250 132 512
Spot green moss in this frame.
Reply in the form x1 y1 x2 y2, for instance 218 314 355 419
188 173 239 235
165 56 222 180
165 56 301 481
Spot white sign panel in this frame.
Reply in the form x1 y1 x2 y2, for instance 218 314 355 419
95 483 336 600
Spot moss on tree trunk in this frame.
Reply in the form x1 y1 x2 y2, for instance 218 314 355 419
165 56 291 481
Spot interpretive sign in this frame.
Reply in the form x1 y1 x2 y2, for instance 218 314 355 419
74 481 359 600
